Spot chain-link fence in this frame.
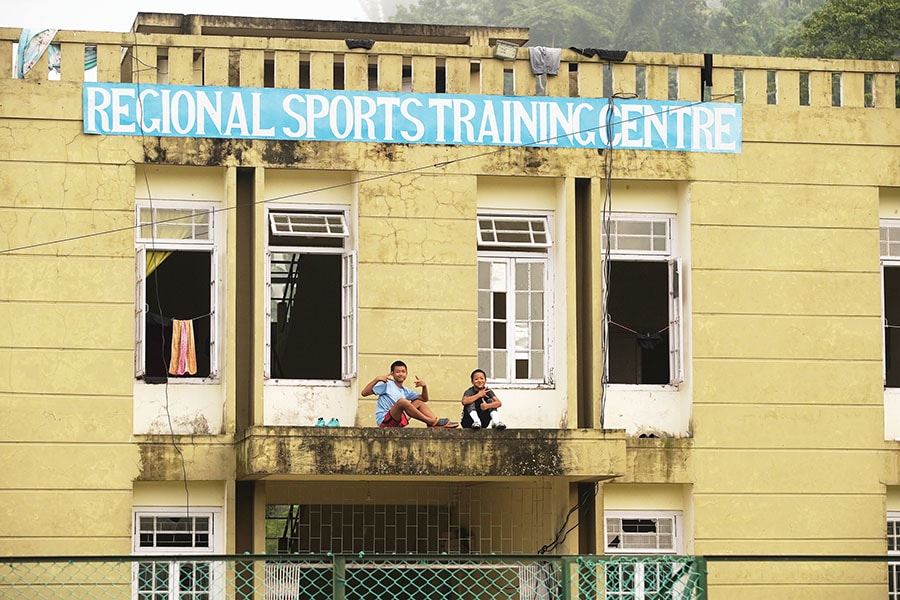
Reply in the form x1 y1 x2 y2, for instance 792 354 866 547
0 554 707 599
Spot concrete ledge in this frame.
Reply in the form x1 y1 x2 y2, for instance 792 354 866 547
236 426 627 480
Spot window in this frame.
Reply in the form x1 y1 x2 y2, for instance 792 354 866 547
133 509 222 600
605 512 679 554
605 511 684 600
882 222 900 387
477 214 553 385
135 203 218 380
890 512 900 599
602 214 683 386
265 208 356 381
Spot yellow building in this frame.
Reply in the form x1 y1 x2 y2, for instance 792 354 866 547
0 12 899 599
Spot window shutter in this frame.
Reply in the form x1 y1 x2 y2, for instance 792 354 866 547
264 248 272 379
477 215 552 248
207 249 218 379
341 251 358 380
269 211 349 238
669 257 684 386
135 246 147 378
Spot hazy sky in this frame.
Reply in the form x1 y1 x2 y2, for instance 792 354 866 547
3 1 368 32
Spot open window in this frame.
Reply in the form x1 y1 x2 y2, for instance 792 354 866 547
133 508 222 600
135 203 218 380
265 208 356 381
602 214 682 386
890 512 900 599
882 222 900 387
477 214 553 385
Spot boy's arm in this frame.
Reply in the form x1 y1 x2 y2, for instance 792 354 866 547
413 376 429 402
461 389 482 406
361 374 390 397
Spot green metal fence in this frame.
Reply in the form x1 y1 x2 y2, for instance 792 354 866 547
0 554 707 599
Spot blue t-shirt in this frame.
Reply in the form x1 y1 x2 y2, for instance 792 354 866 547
374 380 420 424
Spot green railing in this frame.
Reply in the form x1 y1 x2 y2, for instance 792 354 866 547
0 554 706 599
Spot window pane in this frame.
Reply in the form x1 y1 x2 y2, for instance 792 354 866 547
478 350 491 373
478 321 491 348
515 358 529 379
515 322 530 351
478 261 491 289
515 262 529 290
515 292 528 320
478 291 491 316
493 292 506 319
531 322 544 349
531 351 544 379
490 262 507 291
493 351 507 379
493 322 506 349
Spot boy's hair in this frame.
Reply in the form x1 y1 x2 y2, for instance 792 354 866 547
470 369 486 381
390 360 408 372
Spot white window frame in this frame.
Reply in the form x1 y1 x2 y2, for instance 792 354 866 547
264 206 356 382
132 507 223 600
477 212 554 387
602 213 683 387
604 510 682 555
134 202 219 380
890 512 900 600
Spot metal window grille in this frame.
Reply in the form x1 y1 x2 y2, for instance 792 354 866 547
605 515 678 554
265 484 554 556
881 222 900 258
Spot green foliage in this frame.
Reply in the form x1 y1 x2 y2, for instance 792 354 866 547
776 0 900 59
384 0 897 59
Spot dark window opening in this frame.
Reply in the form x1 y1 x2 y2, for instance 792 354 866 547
144 251 212 379
885 266 900 387
607 261 669 384
270 253 342 380
435 64 447 94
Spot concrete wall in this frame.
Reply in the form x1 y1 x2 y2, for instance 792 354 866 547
0 16 898 598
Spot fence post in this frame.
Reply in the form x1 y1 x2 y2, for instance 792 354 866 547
333 555 346 600
561 557 574 600
695 557 708 600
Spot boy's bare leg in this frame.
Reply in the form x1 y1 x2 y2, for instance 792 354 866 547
390 399 437 426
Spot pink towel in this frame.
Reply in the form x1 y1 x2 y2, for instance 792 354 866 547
168 319 197 375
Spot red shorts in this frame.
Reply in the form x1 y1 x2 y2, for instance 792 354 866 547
380 412 409 428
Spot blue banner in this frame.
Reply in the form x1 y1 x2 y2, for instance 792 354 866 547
83 83 742 153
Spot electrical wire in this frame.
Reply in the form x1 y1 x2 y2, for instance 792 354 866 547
7 53 734 546
132 39 192 521
0 93 735 256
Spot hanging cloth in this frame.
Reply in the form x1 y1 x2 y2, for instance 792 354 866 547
168 319 198 375
528 46 561 76
16 28 57 78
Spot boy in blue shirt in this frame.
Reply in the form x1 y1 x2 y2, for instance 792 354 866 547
362 360 458 428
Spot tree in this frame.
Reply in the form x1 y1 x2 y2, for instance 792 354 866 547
382 0 831 56
776 0 900 59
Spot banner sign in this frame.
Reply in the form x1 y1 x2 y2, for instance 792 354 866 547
84 83 742 153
